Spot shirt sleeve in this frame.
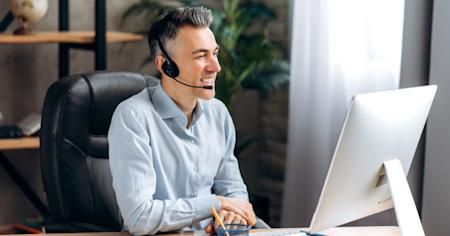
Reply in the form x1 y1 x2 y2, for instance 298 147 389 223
108 105 220 235
212 104 249 200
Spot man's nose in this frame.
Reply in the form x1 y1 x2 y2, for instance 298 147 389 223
207 57 221 73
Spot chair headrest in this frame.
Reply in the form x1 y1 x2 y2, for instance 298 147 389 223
42 71 159 158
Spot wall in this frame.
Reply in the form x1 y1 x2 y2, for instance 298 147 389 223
422 0 450 235
399 0 433 210
257 86 289 226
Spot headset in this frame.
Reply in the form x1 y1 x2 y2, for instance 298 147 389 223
157 38 180 78
157 38 213 90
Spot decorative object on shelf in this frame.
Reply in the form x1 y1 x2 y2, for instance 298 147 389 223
17 112 41 136
10 0 48 35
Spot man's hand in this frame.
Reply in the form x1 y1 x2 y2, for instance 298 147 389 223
216 196 256 226
205 209 248 233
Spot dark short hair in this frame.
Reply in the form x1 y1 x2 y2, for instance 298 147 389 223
147 6 213 60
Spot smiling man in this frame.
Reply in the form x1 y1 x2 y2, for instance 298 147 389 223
108 6 256 235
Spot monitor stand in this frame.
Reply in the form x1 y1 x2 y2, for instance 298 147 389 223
383 159 425 236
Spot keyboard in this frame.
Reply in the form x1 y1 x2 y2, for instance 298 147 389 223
250 229 307 236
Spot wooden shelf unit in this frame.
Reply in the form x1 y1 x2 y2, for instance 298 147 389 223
0 31 144 44
0 137 40 150
0 0 145 78
0 0 144 218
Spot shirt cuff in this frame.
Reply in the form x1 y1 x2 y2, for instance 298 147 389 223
191 195 220 224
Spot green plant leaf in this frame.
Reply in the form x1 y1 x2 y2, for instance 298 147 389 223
241 1 276 22
241 60 290 91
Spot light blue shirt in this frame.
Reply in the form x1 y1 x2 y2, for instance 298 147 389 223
108 83 249 235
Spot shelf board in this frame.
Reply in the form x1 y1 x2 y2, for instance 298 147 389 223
0 31 144 44
0 137 39 150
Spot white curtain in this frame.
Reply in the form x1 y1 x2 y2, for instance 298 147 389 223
281 0 405 226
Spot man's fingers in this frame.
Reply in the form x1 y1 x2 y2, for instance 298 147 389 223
225 206 245 219
240 218 247 226
231 214 243 230
218 210 227 227
223 211 235 226
236 205 255 226
205 223 214 233
232 214 242 224
244 204 256 226
213 222 219 233
236 202 255 225
232 209 254 225
240 212 255 226
219 209 227 218
217 197 257 226
246 213 256 226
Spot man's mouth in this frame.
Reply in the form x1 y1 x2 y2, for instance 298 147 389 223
200 77 215 85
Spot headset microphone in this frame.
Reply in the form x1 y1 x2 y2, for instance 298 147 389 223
157 38 213 90
171 77 213 90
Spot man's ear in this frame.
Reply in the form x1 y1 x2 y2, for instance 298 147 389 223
155 55 165 75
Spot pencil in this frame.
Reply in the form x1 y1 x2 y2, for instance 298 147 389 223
210 207 230 236
210 207 226 228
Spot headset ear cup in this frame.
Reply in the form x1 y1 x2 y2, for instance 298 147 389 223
162 61 179 78
161 61 171 77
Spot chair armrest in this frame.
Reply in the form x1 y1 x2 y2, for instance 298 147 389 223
254 218 271 229
42 222 115 233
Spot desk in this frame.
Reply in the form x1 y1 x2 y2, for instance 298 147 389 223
284 226 400 235
12 226 400 236
0 137 49 217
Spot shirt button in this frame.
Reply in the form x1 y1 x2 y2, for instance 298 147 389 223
190 193 195 197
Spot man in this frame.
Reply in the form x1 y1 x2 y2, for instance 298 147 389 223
108 6 256 235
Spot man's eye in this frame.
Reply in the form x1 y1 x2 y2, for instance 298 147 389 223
214 52 219 56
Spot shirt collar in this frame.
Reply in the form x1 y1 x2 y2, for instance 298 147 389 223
150 83 205 125
192 99 205 125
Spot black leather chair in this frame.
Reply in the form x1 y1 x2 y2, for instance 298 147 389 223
40 71 158 232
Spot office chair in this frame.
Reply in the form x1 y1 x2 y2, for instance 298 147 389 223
40 71 158 232
40 71 270 232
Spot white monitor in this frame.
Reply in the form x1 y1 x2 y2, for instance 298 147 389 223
309 85 437 235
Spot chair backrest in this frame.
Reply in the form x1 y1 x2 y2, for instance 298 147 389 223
40 71 158 231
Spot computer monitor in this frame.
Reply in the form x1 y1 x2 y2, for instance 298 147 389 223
309 85 437 235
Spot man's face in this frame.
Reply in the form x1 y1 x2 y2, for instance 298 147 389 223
168 26 221 100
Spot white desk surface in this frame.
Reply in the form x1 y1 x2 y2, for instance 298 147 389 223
305 226 400 235
12 226 400 236
251 226 400 236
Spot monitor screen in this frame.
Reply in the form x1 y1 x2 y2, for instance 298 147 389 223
309 85 437 233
